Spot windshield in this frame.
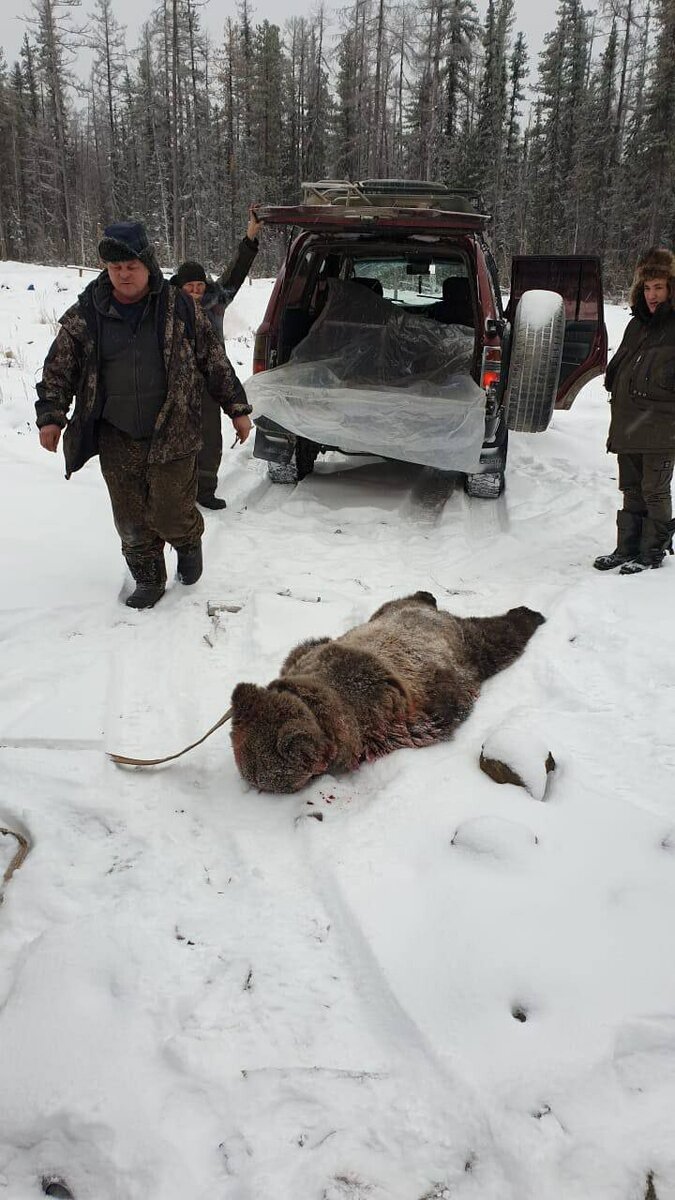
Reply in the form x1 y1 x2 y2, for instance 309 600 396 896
351 257 469 307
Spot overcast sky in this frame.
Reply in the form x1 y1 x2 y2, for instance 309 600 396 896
2 0 558 93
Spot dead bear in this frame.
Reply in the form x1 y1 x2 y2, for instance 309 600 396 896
231 591 545 793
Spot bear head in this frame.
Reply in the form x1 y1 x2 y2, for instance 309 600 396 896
230 682 334 793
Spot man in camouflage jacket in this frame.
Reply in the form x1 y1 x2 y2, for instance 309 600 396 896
171 205 262 508
35 220 253 609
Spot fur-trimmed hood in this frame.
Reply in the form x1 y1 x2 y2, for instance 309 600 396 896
630 246 675 315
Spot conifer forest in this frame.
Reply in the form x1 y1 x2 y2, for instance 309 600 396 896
1 0 673 293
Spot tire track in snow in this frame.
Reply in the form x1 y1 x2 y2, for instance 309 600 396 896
296 819 524 1195
173 805 521 1198
0 737 102 752
237 456 463 528
300 817 458 1077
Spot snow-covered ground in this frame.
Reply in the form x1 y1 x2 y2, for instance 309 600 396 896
1 262 674 1200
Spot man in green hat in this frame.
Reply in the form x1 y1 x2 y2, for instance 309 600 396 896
172 206 262 509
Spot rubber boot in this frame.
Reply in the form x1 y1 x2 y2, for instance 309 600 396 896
619 517 669 574
593 510 642 570
176 541 203 585
125 556 167 609
197 492 227 510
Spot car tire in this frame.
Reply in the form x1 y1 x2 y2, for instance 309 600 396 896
295 437 319 480
464 470 504 499
267 460 298 484
267 437 318 484
503 289 565 433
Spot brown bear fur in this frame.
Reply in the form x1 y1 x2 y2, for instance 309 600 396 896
230 591 545 793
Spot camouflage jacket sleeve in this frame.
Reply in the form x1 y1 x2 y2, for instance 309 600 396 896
35 320 82 429
193 302 252 419
214 237 259 309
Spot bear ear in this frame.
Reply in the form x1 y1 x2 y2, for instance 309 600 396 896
231 682 265 723
276 722 319 769
412 590 437 608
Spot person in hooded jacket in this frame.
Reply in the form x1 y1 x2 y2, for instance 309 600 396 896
594 246 675 574
171 206 262 509
35 220 253 609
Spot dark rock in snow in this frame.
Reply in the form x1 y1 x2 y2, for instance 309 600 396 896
480 714 556 800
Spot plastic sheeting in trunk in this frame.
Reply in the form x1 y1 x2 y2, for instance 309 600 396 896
245 279 486 472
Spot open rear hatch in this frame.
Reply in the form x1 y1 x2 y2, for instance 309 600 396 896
258 179 490 237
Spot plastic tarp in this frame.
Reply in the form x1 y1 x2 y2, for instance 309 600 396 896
245 279 486 472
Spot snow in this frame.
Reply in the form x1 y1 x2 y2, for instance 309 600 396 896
1 262 675 1200
513 287 566 330
481 711 556 800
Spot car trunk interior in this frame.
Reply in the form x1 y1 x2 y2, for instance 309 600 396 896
247 234 488 474
276 240 477 370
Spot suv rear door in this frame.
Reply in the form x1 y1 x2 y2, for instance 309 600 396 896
507 256 608 408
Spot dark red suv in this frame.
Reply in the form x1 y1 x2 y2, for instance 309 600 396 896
248 180 607 497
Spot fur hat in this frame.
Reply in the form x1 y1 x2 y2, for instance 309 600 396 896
170 261 208 288
98 220 156 266
630 246 675 308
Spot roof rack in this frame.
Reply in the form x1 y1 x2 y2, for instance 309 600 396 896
300 179 486 215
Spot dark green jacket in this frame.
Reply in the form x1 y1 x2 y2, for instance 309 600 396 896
606 295 675 454
198 236 259 344
35 266 251 478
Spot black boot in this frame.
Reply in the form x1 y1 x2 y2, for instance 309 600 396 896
593 510 643 570
125 556 166 609
176 541 203 585
619 558 661 575
619 517 669 574
197 492 227 510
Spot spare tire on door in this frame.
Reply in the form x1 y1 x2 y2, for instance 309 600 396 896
503 289 565 432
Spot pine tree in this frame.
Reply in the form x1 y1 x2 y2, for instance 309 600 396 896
639 0 675 244
443 0 480 174
88 0 126 216
529 0 592 250
574 20 618 253
29 0 84 259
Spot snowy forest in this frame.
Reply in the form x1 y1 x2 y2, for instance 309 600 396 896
0 0 673 293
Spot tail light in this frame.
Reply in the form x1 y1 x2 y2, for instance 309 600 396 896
253 331 269 374
481 345 502 391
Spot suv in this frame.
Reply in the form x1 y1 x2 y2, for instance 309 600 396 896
249 179 608 498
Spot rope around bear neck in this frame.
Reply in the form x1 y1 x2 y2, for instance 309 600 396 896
108 707 232 767
1 828 30 886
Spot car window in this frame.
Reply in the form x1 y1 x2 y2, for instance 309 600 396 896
511 259 600 321
286 248 320 307
351 257 468 306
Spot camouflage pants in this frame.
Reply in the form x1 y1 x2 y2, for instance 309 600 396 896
618 452 674 523
98 421 204 570
198 392 223 499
